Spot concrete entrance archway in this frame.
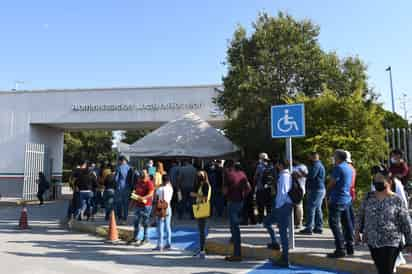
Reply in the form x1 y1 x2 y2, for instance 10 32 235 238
0 85 224 198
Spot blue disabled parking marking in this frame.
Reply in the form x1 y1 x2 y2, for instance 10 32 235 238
248 261 350 274
137 228 350 273
136 227 200 251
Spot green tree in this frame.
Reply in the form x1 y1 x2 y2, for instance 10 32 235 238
322 54 375 100
122 129 152 144
291 89 388 196
63 131 115 169
379 107 408 129
292 89 387 164
216 12 374 159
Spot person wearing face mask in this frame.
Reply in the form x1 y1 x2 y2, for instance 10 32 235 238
371 165 408 272
356 170 412 274
371 165 408 207
389 149 409 187
147 160 157 180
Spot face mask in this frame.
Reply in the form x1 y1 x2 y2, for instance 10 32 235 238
373 181 386 192
391 158 399 164
258 159 263 164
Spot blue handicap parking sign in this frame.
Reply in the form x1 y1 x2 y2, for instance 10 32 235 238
271 104 305 138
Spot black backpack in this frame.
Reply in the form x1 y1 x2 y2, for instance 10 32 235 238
288 177 303 204
262 166 276 187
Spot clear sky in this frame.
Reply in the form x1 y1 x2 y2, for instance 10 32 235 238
0 0 411 115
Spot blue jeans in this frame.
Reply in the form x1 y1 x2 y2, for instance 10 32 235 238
228 201 243 256
264 202 293 261
197 218 208 251
157 207 172 248
76 191 93 220
115 188 130 221
305 189 325 231
103 189 115 220
133 206 152 241
328 203 354 251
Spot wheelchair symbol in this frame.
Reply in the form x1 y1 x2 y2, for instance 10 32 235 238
277 109 299 133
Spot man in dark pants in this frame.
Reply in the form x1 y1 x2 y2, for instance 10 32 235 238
224 161 251 262
254 153 274 223
207 160 224 217
327 149 354 258
37 172 49 205
241 160 257 225
176 160 197 219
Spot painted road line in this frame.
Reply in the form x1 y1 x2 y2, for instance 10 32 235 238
248 261 350 274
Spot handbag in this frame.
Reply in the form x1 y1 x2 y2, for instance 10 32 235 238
155 189 168 218
192 183 211 219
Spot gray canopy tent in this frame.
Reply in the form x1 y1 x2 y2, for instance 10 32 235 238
125 112 239 159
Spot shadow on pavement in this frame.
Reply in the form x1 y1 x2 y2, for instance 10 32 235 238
5 226 259 271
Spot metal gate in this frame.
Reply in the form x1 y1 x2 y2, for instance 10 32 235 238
23 144 46 200
386 128 412 162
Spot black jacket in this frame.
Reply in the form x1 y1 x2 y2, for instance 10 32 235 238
73 168 96 191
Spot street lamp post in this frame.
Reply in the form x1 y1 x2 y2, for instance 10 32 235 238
386 66 395 113
400 93 408 120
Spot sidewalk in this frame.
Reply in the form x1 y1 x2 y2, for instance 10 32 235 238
65 213 412 274
0 197 39 207
0 197 67 207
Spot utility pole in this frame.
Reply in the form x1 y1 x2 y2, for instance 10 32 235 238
399 93 408 121
386 66 395 113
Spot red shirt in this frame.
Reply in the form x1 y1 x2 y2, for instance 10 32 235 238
134 179 154 207
389 162 409 185
349 164 356 201
225 169 251 202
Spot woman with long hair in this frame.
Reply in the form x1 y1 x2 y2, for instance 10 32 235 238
190 170 211 259
155 161 166 189
153 175 174 251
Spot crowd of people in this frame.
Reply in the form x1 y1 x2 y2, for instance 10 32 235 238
62 148 412 273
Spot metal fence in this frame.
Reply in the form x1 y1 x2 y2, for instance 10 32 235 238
22 143 46 200
386 128 412 162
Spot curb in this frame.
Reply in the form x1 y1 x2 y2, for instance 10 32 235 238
205 240 412 274
205 239 280 260
0 199 67 207
64 220 135 242
0 200 39 207
64 221 412 274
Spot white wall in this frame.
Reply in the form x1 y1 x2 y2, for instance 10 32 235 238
0 85 225 197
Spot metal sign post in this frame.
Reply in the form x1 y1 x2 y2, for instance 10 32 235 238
286 137 295 249
271 103 305 250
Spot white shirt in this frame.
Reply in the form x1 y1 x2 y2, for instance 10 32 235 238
156 184 174 204
293 164 308 195
371 177 408 207
276 169 292 208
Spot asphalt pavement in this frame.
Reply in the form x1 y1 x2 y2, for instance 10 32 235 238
0 202 350 274
0 202 264 274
